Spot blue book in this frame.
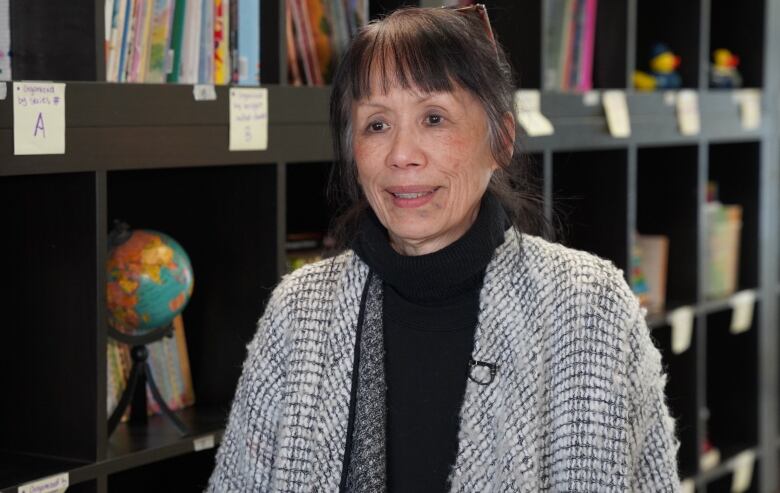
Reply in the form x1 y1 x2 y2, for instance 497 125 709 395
117 0 134 82
238 0 260 85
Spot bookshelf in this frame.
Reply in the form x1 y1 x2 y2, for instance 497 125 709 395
0 0 778 492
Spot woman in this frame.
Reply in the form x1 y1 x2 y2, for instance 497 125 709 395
209 6 679 492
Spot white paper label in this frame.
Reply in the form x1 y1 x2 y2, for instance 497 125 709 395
193 84 217 101
700 447 721 471
514 90 554 137
193 434 216 451
229 87 268 151
736 89 761 130
18 473 69 493
729 290 756 334
663 91 676 106
602 90 631 138
13 82 66 155
680 478 695 493
667 306 694 355
582 91 600 107
731 449 755 493
0 81 6 100
676 90 700 136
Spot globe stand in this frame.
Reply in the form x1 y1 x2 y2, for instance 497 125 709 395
107 323 190 437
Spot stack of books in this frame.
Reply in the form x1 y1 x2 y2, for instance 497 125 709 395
543 0 599 92
286 0 368 86
105 0 260 85
107 314 196 418
631 233 669 315
705 189 742 299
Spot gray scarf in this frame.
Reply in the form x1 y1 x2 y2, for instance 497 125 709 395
344 273 387 492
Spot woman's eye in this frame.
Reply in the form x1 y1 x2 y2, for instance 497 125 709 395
426 114 443 125
368 121 387 132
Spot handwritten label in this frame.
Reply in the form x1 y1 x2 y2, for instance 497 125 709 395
602 90 631 138
193 434 216 451
514 90 554 137
731 449 755 493
18 473 69 493
679 478 695 493
730 290 756 334
582 91 600 107
734 89 761 130
676 90 700 136
13 82 66 155
229 87 268 151
667 306 694 355
0 82 6 100
193 84 217 101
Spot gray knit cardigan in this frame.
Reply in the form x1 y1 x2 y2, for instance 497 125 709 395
208 231 680 492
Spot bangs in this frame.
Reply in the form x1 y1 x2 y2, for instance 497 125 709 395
349 10 475 100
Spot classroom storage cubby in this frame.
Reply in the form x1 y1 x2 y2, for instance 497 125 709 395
0 172 99 491
106 164 279 450
552 149 628 271
709 0 765 88
706 460 760 493
707 142 760 295
637 146 699 310
651 322 700 478
485 0 542 89
635 0 701 89
286 161 336 241
705 307 759 462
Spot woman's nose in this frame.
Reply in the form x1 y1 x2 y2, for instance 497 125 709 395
386 125 426 169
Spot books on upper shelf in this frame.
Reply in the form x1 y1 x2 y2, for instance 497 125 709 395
105 0 260 85
0 0 10 81
286 0 369 86
543 0 598 92
107 314 196 419
705 182 742 300
631 233 669 315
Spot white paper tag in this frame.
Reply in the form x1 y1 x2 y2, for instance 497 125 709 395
729 290 756 334
700 447 721 471
676 90 700 136
193 84 217 101
602 90 631 138
680 478 695 493
663 91 676 106
18 473 69 493
582 91 600 107
731 449 756 493
0 82 6 100
13 82 66 155
667 306 694 354
736 89 761 130
229 87 268 151
514 90 554 137
193 434 216 451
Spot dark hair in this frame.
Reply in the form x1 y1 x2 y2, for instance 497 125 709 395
327 6 549 249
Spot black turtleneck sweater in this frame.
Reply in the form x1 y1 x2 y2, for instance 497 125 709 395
352 193 509 492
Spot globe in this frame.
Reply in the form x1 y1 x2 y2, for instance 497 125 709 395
107 228 194 333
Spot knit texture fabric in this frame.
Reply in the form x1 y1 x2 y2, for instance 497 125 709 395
344 274 386 492
207 232 681 492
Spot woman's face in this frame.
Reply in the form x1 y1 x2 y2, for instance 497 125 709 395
352 83 501 256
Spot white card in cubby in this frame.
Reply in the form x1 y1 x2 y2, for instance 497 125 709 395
229 87 268 151
676 90 700 136
13 81 66 155
667 306 694 355
514 90 554 137
602 90 631 138
729 290 756 334
18 473 69 493
731 449 756 493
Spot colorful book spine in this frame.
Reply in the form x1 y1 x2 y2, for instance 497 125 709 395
229 0 239 83
576 0 597 92
306 0 333 83
166 0 187 83
179 0 203 84
238 0 260 85
116 0 134 82
146 0 173 83
198 0 215 83
214 0 230 84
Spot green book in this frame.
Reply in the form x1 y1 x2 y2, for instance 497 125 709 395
166 0 187 83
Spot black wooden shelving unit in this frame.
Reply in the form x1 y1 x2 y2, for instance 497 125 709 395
1 0 779 491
